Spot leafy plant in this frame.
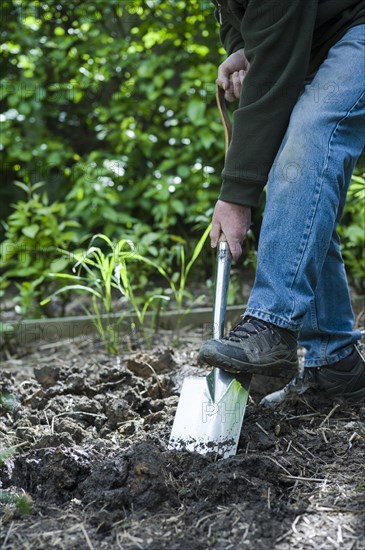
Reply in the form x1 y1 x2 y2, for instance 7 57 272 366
0 0 224 257
0 390 19 414
0 490 32 515
41 225 211 351
41 234 169 353
153 224 211 340
0 322 14 350
0 181 79 317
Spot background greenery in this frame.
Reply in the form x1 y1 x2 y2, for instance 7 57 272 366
1 0 364 319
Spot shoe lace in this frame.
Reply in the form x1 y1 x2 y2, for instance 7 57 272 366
223 316 271 342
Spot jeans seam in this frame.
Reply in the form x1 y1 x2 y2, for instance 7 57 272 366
304 344 355 367
244 307 302 330
309 299 318 332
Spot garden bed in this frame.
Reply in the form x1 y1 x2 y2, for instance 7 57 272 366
1 329 365 549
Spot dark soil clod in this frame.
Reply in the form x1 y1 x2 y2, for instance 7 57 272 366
1 338 365 549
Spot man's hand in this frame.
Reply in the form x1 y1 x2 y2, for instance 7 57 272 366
210 200 251 261
217 48 250 102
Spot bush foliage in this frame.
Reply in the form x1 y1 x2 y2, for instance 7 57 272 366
1 0 225 237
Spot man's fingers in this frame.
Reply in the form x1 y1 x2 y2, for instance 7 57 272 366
225 234 242 261
219 78 236 102
222 71 245 102
216 65 230 90
231 71 241 98
216 77 229 91
239 69 247 84
217 49 250 98
224 227 246 260
224 87 236 102
210 220 222 248
212 230 243 260
211 198 251 261
226 237 242 261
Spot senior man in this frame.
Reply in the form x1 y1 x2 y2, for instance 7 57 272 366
199 0 365 400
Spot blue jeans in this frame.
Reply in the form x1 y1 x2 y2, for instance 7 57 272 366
245 24 365 368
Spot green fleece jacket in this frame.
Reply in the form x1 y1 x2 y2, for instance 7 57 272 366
212 0 365 207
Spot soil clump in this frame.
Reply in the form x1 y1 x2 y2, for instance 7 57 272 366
1 332 365 549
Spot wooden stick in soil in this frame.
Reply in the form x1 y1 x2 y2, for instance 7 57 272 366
80 523 94 550
280 474 327 483
319 403 340 428
264 455 292 476
2 520 14 548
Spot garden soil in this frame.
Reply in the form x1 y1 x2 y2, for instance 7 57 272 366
1 329 365 549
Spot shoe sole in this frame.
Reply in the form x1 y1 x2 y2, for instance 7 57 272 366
199 348 298 378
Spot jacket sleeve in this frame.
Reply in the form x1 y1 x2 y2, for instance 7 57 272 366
212 1 245 55
218 11 245 54
220 0 318 207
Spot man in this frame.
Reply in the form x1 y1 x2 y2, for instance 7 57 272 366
199 0 365 401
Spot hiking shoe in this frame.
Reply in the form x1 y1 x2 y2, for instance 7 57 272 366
261 343 365 408
198 316 298 377
315 343 365 401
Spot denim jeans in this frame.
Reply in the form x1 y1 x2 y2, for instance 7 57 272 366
245 24 365 367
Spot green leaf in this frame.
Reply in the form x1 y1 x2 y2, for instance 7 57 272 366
22 224 40 238
171 199 185 216
177 165 190 178
30 182 46 193
200 128 216 149
187 99 206 124
185 223 212 279
40 284 103 306
49 257 70 272
0 447 16 465
13 181 30 194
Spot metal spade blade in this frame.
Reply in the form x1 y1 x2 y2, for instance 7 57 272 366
168 240 251 458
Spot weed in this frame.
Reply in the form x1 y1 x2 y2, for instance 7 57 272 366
41 234 169 353
151 224 211 342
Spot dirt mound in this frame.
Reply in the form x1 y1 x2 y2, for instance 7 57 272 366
2 439 296 547
1 337 365 549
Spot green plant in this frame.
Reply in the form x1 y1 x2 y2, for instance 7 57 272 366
0 322 14 350
0 446 32 515
160 224 211 315
154 224 211 340
0 390 19 413
41 225 211 350
0 181 79 317
41 234 169 353
339 173 365 294
1 0 224 249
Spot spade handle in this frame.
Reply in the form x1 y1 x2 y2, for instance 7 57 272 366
213 236 231 340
